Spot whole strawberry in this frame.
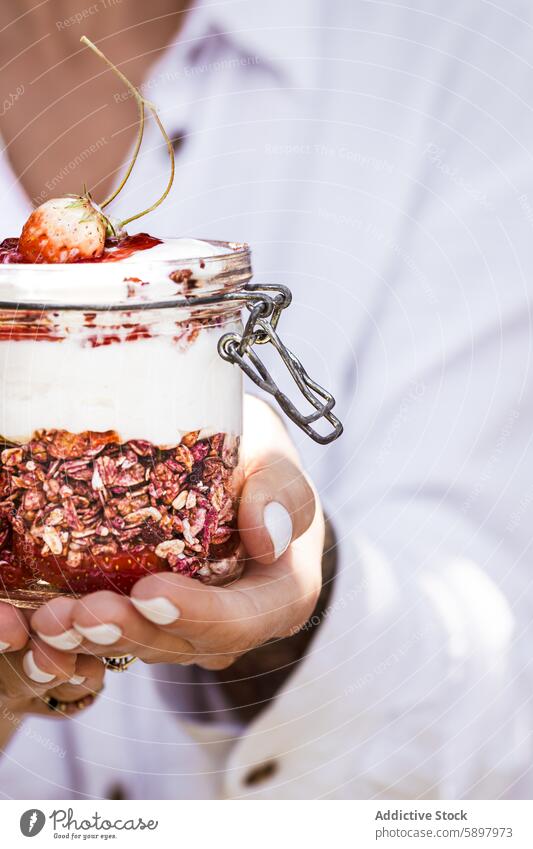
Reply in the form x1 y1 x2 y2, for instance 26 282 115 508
18 197 107 263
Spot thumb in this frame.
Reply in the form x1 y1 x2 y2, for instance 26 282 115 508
238 452 316 565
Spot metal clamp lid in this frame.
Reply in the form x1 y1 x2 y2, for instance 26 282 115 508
218 284 343 445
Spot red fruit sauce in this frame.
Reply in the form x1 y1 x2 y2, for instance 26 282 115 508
0 233 161 264
6 534 165 595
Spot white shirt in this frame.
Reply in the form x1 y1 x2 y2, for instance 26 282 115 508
1 0 533 799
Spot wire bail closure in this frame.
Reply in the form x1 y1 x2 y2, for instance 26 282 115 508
218 284 343 445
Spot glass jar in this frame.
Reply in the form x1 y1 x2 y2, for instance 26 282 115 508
0 238 342 608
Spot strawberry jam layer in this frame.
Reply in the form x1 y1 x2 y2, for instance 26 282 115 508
0 233 161 264
8 535 165 595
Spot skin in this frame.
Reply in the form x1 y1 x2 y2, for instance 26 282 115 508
0 603 104 750
0 5 324 737
0 0 189 202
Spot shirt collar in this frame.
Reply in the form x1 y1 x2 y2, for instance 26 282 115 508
183 0 316 89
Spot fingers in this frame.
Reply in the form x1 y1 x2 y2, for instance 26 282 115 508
48 655 105 701
240 396 316 565
131 535 321 648
0 636 77 702
31 585 242 665
239 453 316 565
23 638 77 686
131 571 254 646
53 591 194 663
30 596 81 650
0 603 97 717
0 601 30 654
28 656 105 718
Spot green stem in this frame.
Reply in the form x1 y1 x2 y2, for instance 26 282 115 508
80 35 175 224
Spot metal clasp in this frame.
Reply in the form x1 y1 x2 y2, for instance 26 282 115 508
218 284 343 445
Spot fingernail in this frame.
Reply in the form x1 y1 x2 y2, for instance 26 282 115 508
69 674 86 686
130 596 180 625
0 640 10 652
73 622 122 646
264 501 293 560
23 650 56 684
37 628 83 651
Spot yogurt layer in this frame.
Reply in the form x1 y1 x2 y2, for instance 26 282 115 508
0 321 242 444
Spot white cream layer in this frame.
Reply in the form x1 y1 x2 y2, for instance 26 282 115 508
0 322 243 445
116 238 227 262
0 237 233 305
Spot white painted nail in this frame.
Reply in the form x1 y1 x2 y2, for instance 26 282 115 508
73 622 122 646
37 629 83 651
69 674 86 686
264 501 293 560
23 650 56 684
130 596 180 625
0 640 10 652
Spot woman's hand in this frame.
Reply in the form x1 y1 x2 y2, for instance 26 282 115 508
0 601 104 735
30 397 323 670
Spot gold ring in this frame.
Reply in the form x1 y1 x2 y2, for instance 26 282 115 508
43 691 98 715
103 655 137 672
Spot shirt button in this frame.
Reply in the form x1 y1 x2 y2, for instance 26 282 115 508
170 129 187 154
243 760 278 786
106 783 127 800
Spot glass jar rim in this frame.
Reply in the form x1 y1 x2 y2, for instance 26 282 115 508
0 239 251 312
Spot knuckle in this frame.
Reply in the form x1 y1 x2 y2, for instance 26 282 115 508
8 631 29 652
0 624 28 654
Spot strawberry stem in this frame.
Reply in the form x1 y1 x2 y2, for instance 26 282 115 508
119 105 175 228
80 36 175 226
101 101 144 210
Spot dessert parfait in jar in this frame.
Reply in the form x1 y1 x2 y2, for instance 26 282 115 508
0 237 252 605
0 38 342 609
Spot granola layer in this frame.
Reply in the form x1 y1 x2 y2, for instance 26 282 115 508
0 428 242 595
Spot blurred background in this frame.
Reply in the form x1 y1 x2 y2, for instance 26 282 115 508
2 0 533 801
